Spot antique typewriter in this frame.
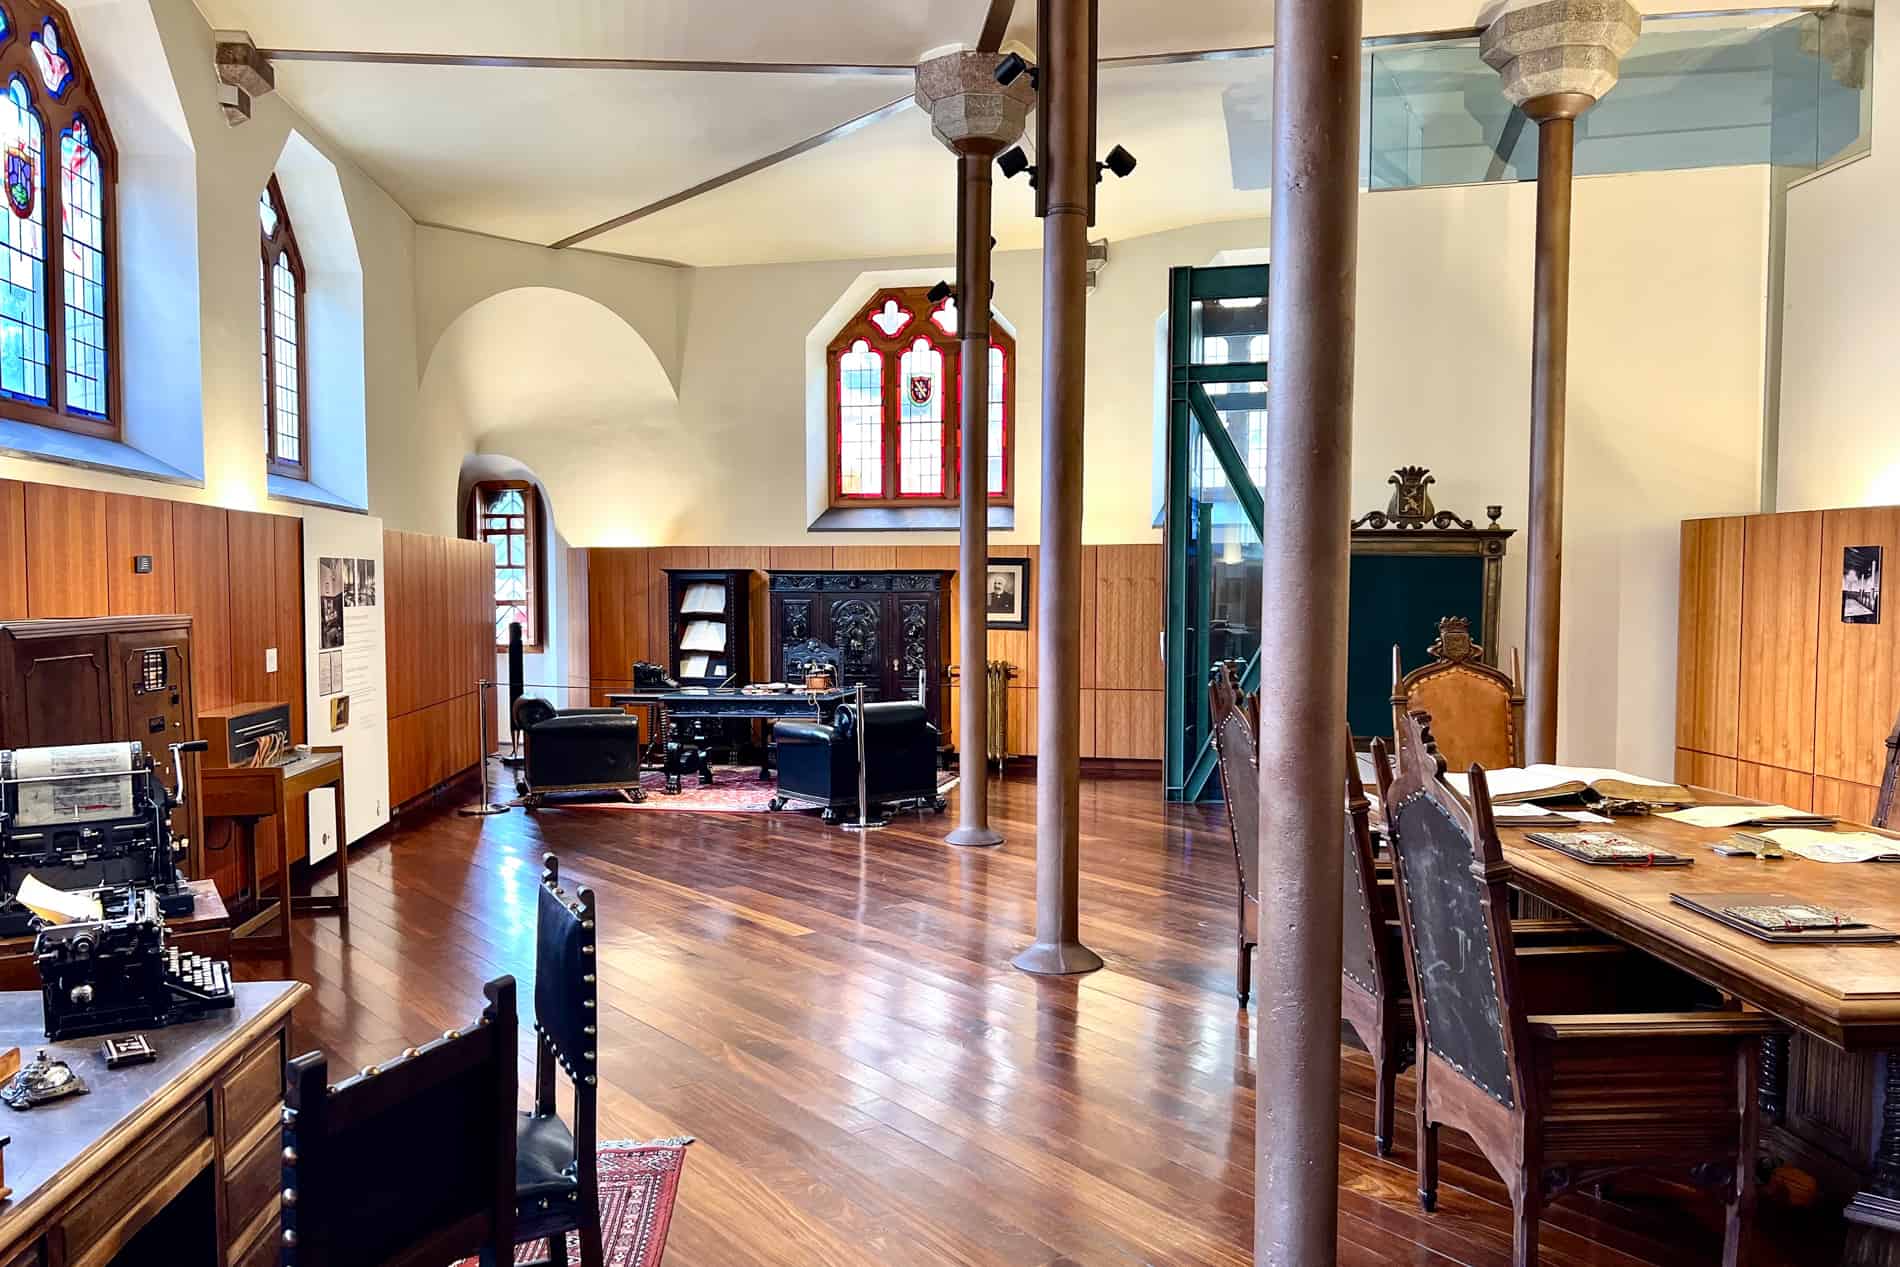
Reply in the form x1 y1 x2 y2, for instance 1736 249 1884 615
0 740 204 937
34 885 234 1041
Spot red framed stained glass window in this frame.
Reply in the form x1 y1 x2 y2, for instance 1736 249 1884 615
826 286 1014 510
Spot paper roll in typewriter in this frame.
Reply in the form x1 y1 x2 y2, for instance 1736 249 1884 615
0 741 199 937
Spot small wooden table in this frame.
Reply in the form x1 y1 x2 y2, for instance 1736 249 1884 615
1492 801 1900 1265
200 749 348 962
0 980 306 1267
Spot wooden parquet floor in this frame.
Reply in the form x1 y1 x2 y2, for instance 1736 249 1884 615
246 768 1834 1266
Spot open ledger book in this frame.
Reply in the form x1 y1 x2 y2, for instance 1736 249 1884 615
1445 764 1694 807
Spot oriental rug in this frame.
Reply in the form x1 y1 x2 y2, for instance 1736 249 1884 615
453 1138 692 1267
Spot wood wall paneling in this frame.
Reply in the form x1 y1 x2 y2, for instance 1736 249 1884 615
0 479 22 618
272 517 305 743
1674 749 1738 795
225 511 278 705
1095 690 1166 761
383 530 494 809
1733 761 1815 813
1814 507 1900 786
1675 517 1742 756
24 484 106 618
1814 776 1882 825
172 504 233 713
832 545 896 571
104 494 174 616
767 546 833 572
1737 511 1822 773
1094 544 1164 691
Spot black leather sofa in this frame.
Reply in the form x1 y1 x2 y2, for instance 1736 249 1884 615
770 701 944 821
511 696 644 807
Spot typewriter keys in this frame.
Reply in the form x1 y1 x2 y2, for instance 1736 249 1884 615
2 1050 88 1109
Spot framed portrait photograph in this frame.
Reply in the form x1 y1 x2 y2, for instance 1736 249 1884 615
985 557 1031 630
1843 545 1883 625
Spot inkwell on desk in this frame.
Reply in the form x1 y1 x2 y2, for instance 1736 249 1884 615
0 738 236 1126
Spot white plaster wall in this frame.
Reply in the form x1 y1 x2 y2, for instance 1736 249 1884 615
1777 8 1898 512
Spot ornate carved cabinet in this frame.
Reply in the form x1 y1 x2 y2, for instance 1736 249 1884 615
767 570 953 733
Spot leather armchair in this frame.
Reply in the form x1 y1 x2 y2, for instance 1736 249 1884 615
770 701 944 821
512 696 643 806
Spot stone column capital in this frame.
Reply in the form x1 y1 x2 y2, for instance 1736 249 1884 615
1480 0 1641 114
913 49 1035 156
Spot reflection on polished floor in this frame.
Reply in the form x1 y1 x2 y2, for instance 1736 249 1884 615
251 772 1831 1267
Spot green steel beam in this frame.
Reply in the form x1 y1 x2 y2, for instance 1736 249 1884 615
1187 384 1264 536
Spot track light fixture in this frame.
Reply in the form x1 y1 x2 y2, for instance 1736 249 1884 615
926 280 953 305
994 52 1037 89
1098 144 1137 180
998 146 1033 181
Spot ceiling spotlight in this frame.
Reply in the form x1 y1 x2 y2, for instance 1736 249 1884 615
998 146 1032 180
926 280 953 305
995 52 1035 88
1099 145 1137 180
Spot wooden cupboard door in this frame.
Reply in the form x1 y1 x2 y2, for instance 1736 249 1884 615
1738 511 1822 773
826 593 887 703
1675 517 1742 758
5 632 111 748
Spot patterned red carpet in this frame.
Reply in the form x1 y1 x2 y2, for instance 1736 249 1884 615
455 1140 692 1267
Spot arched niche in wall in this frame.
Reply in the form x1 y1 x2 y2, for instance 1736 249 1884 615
420 286 687 546
458 452 584 701
268 128 366 510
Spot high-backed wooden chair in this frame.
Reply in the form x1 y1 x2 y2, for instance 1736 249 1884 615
1390 616 1523 771
1340 727 1414 1156
283 977 519 1267
1876 707 1900 828
1208 664 1260 1004
515 854 604 1267
1374 710 1777 1267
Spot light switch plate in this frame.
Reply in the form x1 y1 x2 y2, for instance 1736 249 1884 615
265 647 278 673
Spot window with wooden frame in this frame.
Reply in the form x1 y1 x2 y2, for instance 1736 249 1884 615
259 175 307 480
0 2 118 438
470 480 544 651
827 286 1014 509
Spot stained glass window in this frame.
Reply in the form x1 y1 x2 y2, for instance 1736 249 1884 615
474 483 539 648
836 338 881 497
29 20 68 98
897 338 943 497
0 8 120 437
826 287 1015 510
60 114 103 416
0 76 46 407
868 298 911 338
259 176 307 478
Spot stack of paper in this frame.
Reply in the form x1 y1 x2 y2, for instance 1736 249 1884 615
1662 804 1835 829
1758 829 1900 864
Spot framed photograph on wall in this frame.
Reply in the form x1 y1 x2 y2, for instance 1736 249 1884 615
986 557 1031 630
1844 545 1883 624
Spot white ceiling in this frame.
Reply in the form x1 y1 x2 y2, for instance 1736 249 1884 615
190 0 1808 267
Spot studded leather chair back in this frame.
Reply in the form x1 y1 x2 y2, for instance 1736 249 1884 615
1391 616 1524 773
1209 663 1260 902
281 978 518 1267
1377 710 1526 1113
1877 709 1900 829
1341 728 1386 1001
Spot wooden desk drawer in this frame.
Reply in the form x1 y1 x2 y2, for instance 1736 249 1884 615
60 1097 213 1263
219 1032 285 1150
223 1111 281 1236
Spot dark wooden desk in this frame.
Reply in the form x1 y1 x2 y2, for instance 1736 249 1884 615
0 980 305 1267
1491 801 1900 1265
0 881 229 994
201 750 348 963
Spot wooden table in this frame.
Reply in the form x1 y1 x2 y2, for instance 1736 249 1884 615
0 980 305 1267
1492 803 1900 1265
0 881 230 994
201 749 348 963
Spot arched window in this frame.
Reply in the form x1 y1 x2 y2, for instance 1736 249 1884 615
826 286 1014 508
469 480 544 650
0 3 117 437
259 175 307 479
